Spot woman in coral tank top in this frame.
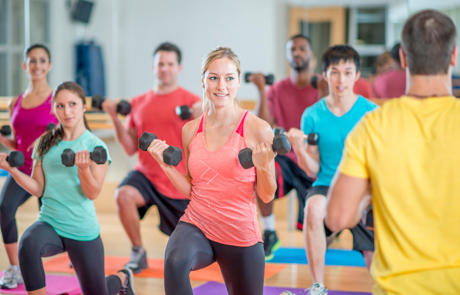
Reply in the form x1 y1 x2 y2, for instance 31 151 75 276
147 47 277 295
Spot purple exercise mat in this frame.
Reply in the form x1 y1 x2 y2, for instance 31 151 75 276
193 281 371 295
0 272 81 295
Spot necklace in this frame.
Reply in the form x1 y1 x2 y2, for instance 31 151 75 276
406 93 451 99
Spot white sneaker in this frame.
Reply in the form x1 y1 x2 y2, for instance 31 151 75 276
123 247 148 274
0 265 23 289
309 282 328 295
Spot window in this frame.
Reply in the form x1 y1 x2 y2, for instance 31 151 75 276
0 0 49 96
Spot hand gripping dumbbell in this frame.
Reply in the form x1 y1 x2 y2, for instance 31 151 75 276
244 72 275 85
306 133 318 145
175 105 192 120
238 128 291 169
61 146 108 167
92 95 132 116
0 125 11 136
138 132 182 166
5 151 24 167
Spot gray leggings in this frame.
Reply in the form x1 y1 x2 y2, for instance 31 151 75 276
18 221 123 295
0 175 32 244
164 222 265 295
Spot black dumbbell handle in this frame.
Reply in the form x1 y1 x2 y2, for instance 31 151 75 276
61 147 107 167
6 151 24 167
0 125 11 136
138 132 182 166
244 72 275 85
238 133 291 169
307 133 318 145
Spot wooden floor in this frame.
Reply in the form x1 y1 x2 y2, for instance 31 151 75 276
0 186 374 294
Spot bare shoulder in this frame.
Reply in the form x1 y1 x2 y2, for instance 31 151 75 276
244 112 273 145
8 96 19 113
182 117 201 148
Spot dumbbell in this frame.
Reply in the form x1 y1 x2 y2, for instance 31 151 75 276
138 132 182 166
92 95 131 116
310 75 318 89
46 123 56 131
0 125 11 136
5 151 24 167
61 146 108 167
244 72 275 85
307 133 318 145
175 105 192 120
238 129 291 169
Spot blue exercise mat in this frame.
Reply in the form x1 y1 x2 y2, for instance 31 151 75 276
267 247 366 267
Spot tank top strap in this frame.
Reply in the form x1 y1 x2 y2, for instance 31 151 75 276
235 111 249 137
196 114 205 134
13 93 24 109
45 92 53 103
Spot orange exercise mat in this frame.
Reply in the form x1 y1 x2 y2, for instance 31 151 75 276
43 254 287 282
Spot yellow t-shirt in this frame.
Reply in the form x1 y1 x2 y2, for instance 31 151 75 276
339 96 460 295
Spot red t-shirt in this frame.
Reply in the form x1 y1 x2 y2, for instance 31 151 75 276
126 87 200 199
372 69 406 99
267 78 318 162
354 78 373 99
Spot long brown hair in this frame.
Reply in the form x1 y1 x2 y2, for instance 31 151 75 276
36 81 90 158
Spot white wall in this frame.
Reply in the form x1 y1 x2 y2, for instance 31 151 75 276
47 0 460 100
48 0 290 100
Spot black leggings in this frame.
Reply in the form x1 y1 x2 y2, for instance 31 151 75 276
164 222 265 295
0 175 32 244
18 221 124 295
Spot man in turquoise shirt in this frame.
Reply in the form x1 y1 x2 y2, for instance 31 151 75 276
288 45 377 295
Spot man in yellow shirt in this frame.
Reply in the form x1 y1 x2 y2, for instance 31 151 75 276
325 9 460 295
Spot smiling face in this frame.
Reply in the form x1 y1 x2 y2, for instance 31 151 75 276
286 37 313 72
324 60 360 98
53 89 87 130
153 50 182 86
202 57 240 109
22 48 52 81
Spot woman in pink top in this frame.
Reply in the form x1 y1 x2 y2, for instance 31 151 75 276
148 47 277 295
0 44 58 289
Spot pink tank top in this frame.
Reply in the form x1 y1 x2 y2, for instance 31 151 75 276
11 93 58 175
181 111 262 247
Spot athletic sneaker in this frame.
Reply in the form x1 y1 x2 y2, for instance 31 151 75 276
0 265 23 289
118 268 135 295
309 282 328 295
263 230 281 260
123 247 148 274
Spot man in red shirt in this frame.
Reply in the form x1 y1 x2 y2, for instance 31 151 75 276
103 42 200 273
248 34 318 259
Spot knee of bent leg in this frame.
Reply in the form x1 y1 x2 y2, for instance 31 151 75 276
0 202 14 224
304 195 326 227
18 230 40 263
115 186 136 207
164 246 191 277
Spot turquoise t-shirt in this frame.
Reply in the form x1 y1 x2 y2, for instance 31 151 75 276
33 130 111 241
301 96 377 187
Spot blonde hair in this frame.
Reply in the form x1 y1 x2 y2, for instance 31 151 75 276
200 47 241 111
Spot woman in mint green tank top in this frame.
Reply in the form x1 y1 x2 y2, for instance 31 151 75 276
0 81 135 295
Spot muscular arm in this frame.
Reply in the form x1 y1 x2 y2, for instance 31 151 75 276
0 97 19 150
102 100 138 155
287 128 320 177
147 120 198 198
325 173 371 232
250 74 275 125
75 151 109 200
246 115 277 203
3 156 45 197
